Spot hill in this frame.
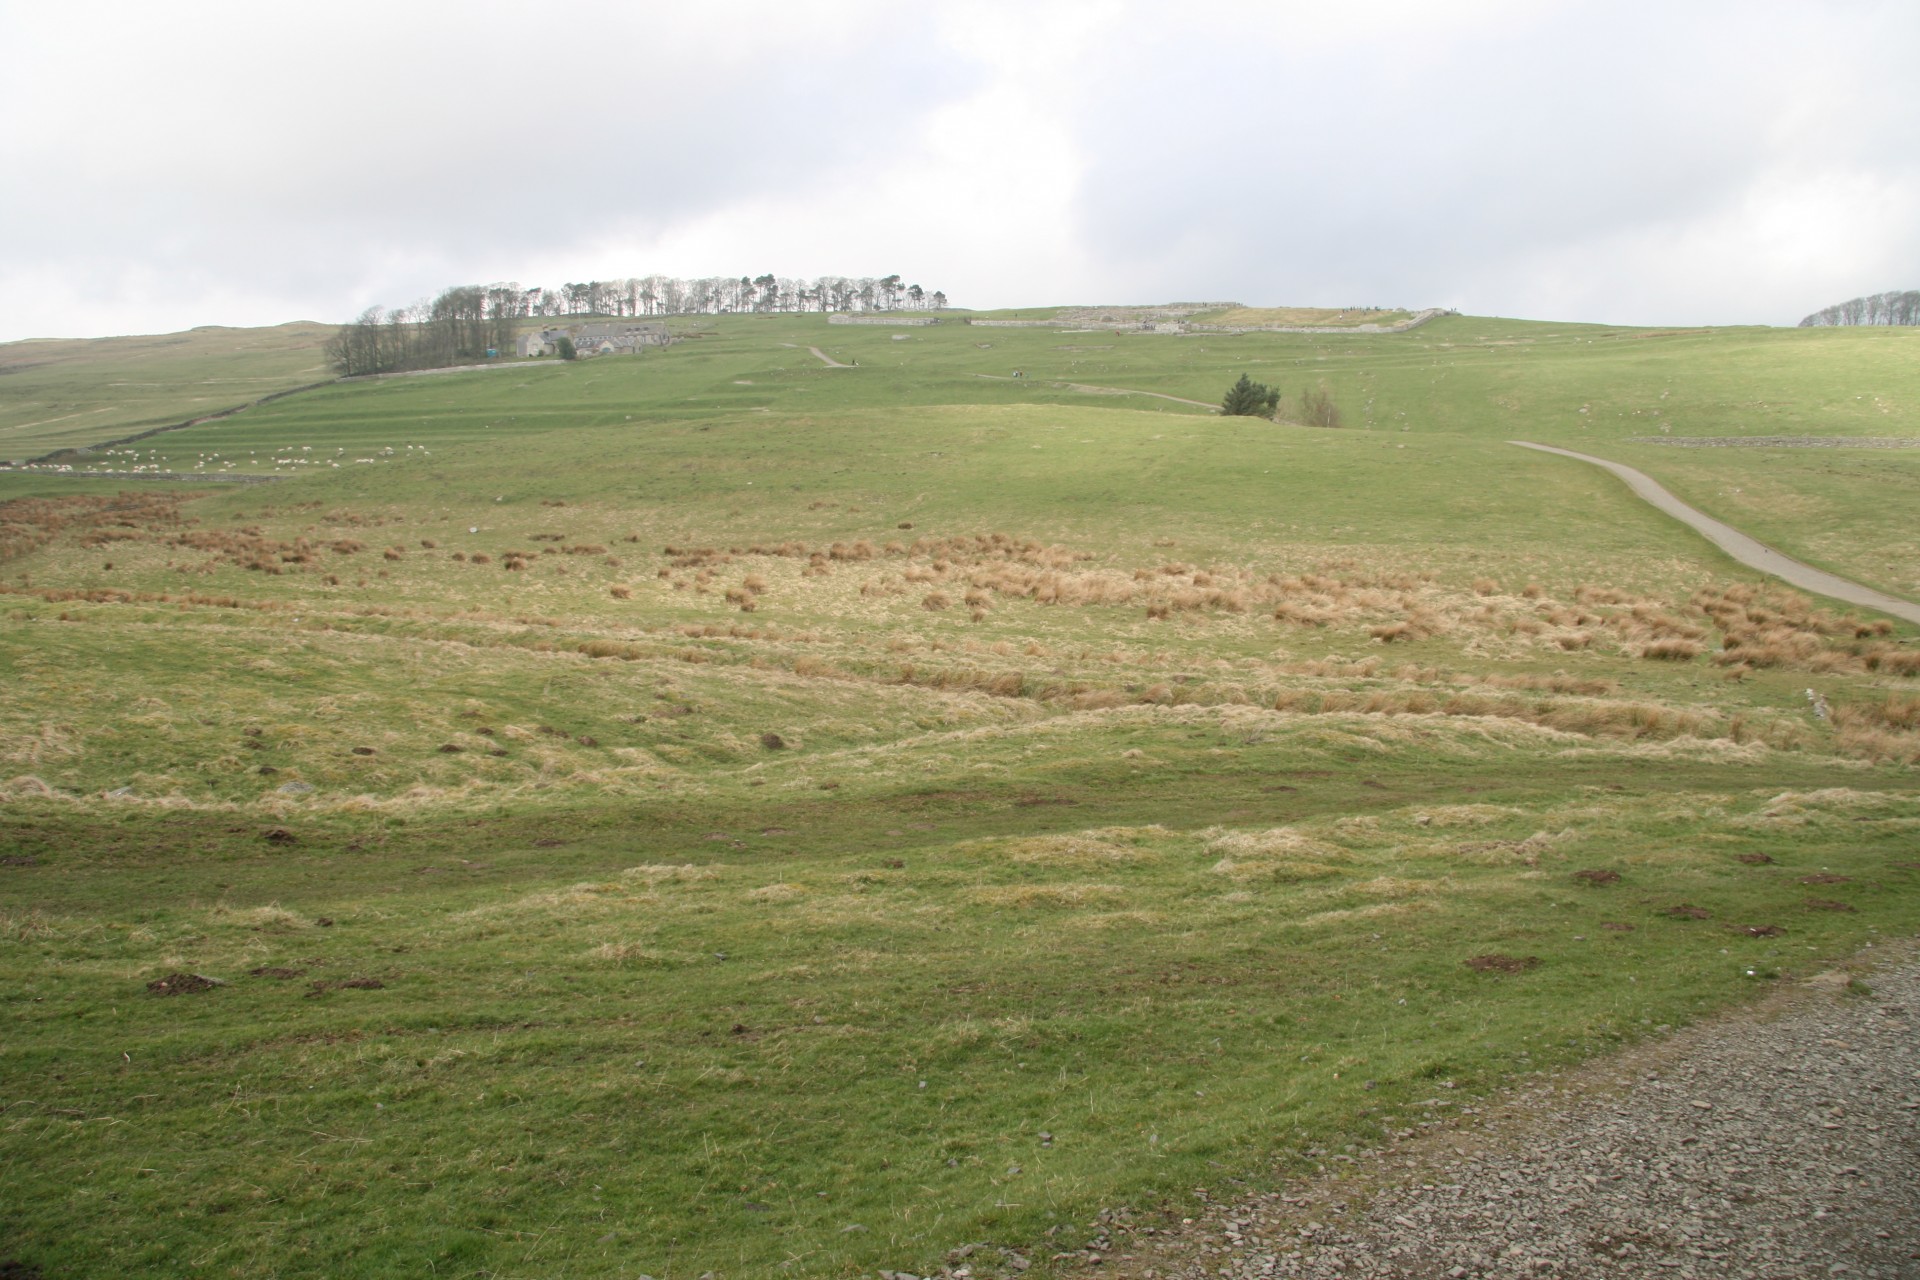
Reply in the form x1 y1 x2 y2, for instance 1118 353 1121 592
0 309 1916 1279
0 321 334 460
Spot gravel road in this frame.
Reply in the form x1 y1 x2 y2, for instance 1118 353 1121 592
1076 951 1919 1280
1510 441 1920 626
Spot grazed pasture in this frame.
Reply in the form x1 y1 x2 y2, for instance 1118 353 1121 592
1 311 1916 1278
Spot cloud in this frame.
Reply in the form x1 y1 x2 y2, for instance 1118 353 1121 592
1057 1 1920 323
0 1 977 335
1 0 1916 337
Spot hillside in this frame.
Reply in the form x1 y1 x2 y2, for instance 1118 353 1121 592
0 321 333 460
1 310 1916 1279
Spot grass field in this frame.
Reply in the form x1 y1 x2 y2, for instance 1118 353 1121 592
2 310 1917 1278
0 322 334 461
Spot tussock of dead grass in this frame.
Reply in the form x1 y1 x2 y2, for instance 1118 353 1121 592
959 827 1166 867
1064 910 1168 930
212 903 308 931
1 723 82 766
1203 825 1347 861
1412 804 1523 828
1440 829 1575 865
1349 875 1444 898
1736 787 1908 828
620 863 720 885
1210 857 1348 882
1830 693 1920 764
463 880 631 919
969 883 1125 908
0 908 63 941
747 882 806 903
1639 637 1703 661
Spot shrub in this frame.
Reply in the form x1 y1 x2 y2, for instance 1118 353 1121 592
1300 384 1343 428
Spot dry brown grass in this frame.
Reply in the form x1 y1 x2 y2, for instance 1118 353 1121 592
1830 693 1920 763
619 863 720 886
1639 638 1703 661
959 829 1165 867
968 883 1125 908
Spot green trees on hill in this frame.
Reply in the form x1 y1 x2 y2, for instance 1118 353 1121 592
1221 373 1280 417
327 272 951 377
324 286 520 377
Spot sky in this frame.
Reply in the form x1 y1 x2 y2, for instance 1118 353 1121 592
2 0 1916 340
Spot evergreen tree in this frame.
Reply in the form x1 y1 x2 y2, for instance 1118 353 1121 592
1221 373 1280 417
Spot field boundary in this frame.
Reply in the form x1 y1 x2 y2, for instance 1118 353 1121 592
1512 439 1920 624
16 379 339 468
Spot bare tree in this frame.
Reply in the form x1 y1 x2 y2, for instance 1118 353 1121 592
1800 289 1920 327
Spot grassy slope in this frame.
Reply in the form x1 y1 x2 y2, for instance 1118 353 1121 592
0 322 334 460
2 312 1917 1279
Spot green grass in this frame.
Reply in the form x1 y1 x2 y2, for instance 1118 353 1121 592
0 323 335 460
20 311 1912 592
2 309 1917 1278
6 782 1916 1278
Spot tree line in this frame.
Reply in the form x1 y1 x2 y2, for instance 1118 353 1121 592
1798 289 1920 327
326 274 948 376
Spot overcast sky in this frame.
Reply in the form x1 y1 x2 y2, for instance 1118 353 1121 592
3 0 1915 340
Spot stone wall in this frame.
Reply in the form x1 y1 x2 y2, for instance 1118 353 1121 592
828 314 942 326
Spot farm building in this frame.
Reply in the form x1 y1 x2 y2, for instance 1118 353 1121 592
517 322 671 358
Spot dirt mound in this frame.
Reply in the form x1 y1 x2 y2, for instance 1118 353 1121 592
1798 873 1852 885
1737 853 1775 865
1466 954 1540 974
1803 897 1856 912
1661 904 1712 920
147 972 221 995
1572 869 1621 886
305 977 385 997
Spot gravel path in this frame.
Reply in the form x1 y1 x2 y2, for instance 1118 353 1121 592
1510 441 1920 625
1077 952 1920 1280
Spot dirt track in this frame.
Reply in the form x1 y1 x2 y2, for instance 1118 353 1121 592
1511 441 1920 625
1086 948 1920 1280
1059 382 1219 409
